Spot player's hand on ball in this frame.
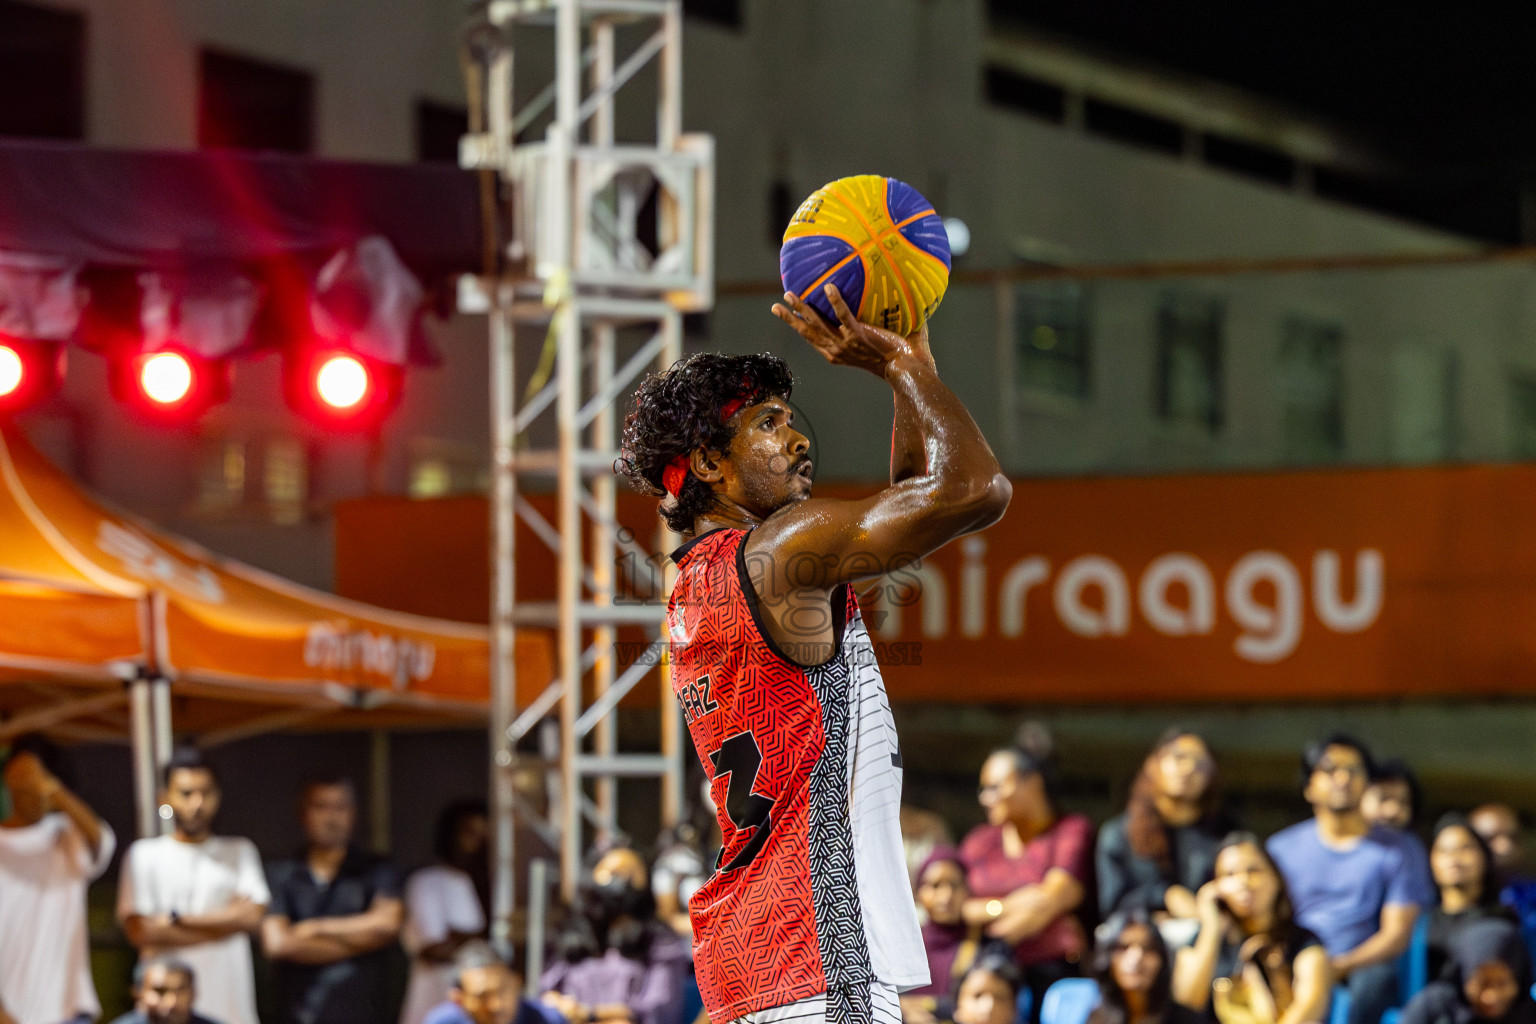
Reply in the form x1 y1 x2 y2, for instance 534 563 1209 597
772 283 911 377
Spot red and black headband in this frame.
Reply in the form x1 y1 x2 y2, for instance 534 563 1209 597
661 392 751 498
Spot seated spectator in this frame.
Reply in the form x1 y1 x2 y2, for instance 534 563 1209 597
651 821 708 940
540 846 688 1024
402 802 493 1024
1428 815 1515 981
903 849 989 1024
108 957 222 1024
1400 919 1535 1024
1468 806 1536 936
262 776 404 1024
426 942 563 1024
1267 735 1433 1024
1097 730 1229 929
0 734 115 1024
961 747 1093 1020
907 805 959 888
953 954 1026 1024
1090 910 1204 1024
1363 761 1422 834
1173 833 1332 1024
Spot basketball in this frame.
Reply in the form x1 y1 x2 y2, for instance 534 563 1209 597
779 175 952 337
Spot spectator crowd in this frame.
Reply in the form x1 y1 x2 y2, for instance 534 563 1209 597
2 726 1535 1024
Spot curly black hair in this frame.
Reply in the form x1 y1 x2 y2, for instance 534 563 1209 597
616 352 795 534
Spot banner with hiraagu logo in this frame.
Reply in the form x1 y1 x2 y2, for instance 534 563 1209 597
850 464 1536 702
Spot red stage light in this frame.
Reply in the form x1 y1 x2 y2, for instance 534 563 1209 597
107 348 229 422
140 352 194 405
0 345 23 398
0 338 65 413
282 346 402 429
315 354 370 410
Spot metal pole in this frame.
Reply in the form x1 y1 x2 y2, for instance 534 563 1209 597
587 15 618 833
489 279 520 956
554 0 585 903
658 310 684 830
526 858 551 995
129 677 159 839
150 675 173 837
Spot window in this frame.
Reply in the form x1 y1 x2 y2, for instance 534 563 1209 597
192 434 310 523
1277 317 1344 462
1084 99 1182 156
1391 347 1458 463
1203 134 1296 187
0 0 85 140
767 178 795 247
1014 283 1090 401
1511 375 1536 460
198 49 315 153
983 66 1066 124
196 439 249 514
416 99 468 164
683 0 741 28
263 437 309 524
1155 293 1224 431
408 439 488 499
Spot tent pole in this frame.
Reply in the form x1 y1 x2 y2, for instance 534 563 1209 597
150 676 173 836
129 676 159 839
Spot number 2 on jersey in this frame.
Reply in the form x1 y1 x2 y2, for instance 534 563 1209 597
709 730 775 873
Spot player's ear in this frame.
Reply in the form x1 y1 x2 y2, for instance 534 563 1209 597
691 448 725 484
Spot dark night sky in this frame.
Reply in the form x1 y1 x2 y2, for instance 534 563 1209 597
989 1 1536 240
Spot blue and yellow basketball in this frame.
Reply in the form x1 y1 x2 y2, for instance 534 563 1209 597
779 175 952 337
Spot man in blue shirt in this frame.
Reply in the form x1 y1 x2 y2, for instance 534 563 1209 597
1268 735 1434 1024
425 943 565 1024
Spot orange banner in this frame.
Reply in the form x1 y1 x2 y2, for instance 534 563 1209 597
341 464 1536 704
861 464 1536 702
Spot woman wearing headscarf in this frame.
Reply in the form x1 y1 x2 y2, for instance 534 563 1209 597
1428 815 1516 982
1400 919 1536 1024
903 848 999 1024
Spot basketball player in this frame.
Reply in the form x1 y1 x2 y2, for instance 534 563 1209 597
616 283 1011 1024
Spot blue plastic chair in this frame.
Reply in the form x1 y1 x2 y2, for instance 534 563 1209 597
1328 986 1352 1024
1039 978 1101 1024
1331 914 1430 1024
1397 914 1431 1005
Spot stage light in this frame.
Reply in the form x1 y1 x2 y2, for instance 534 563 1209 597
315 354 370 410
0 338 65 413
140 352 193 405
283 346 402 430
0 346 22 398
107 347 230 422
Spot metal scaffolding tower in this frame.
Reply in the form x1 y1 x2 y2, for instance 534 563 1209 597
460 0 714 952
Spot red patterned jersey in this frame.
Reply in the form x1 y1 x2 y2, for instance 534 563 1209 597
667 529 927 1022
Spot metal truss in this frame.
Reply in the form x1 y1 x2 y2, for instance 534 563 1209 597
461 0 713 952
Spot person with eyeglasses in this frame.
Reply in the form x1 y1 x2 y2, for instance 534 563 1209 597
958 747 1094 1021
1266 735 1434 1024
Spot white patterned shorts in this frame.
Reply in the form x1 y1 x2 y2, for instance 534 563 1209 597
728 983 902 1024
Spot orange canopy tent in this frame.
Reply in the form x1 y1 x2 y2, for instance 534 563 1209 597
0 420 551 829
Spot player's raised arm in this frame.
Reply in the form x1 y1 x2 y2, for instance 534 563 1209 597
755 283 1011 589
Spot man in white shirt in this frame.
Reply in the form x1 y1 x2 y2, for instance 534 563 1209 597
0 734 115 1024
118 747 269 1024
